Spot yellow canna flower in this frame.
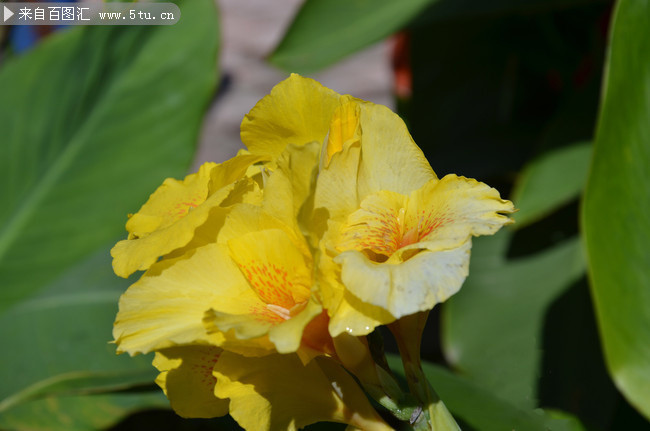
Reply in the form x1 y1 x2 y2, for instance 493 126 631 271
310 89 514 337
112 74 511 430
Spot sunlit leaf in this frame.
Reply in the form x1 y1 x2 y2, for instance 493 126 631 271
581 0 650 420
512 143 591 228
0 0 219 312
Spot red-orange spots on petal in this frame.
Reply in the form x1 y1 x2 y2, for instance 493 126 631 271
190 348 221 389
238 261 296 310
340 191 451 261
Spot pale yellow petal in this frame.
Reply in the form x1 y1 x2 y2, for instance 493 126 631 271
213 352 392 431
317 237 394 337
153 345 228 418
241 74 341 158
327 289 394 337
335 241 472 319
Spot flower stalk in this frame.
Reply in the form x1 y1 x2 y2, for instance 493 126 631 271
390 312 461 431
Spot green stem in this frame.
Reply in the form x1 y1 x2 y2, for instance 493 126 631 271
389 312 461 431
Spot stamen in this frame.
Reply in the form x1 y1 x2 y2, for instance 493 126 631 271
266 304 291 320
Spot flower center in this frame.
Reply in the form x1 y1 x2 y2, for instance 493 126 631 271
337 189 447 262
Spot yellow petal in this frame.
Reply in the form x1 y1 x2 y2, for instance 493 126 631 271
153 345 228 418
317 238 394 337
112 155 263 278
336 175 514 264
335 242 471 319
202 228 326 356
355 101 436 197
263 142 321 231
268 298 323 354
337 189 409 259
241 74 341 158
322 96 361 168
313 100 436 226
125 162 215 238
228 229 312 307
401 174 515 255
113 243 258 355
213 352 393 431
327 289 394 337
208 153 266 193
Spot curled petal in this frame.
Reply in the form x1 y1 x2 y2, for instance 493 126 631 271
241 74 341 158
112 155 263 278
335 241 472 319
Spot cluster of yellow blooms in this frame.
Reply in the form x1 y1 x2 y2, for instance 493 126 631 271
111 75 514 430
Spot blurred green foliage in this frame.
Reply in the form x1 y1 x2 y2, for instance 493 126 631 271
1 0 648 429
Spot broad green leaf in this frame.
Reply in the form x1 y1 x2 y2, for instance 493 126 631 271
385 353 582 431
0 392 168 431
511 143 592 228
0 247 160 423
0 0 219 312
442 232 585 408
269 0 435 74
582 0 650 420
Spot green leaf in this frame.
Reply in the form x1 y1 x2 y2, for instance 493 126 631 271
385 353 581 431
0 0 219 312
0 393 168 431
442 232 585 408
269 0 435 74
511 143 592 228
581 0 650 420
0 247 160 425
